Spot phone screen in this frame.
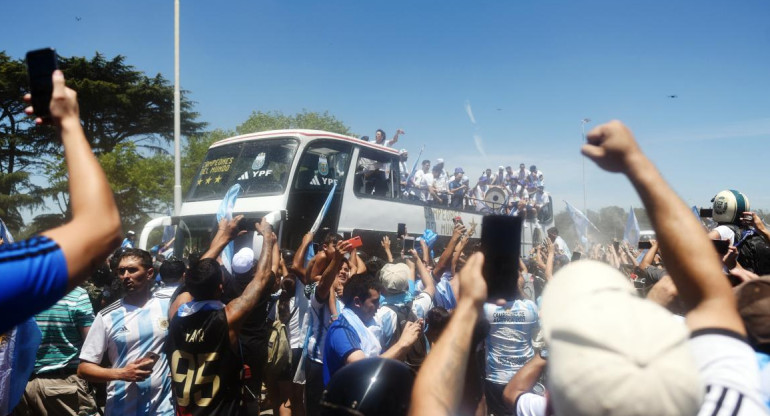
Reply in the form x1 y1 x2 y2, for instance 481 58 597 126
638 241 652 249
26 48 58 118
481 215 522 302
403 237 415 252
397 223 406 237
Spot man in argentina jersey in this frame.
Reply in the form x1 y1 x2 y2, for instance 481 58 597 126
482 296 539 416
79 249 173 415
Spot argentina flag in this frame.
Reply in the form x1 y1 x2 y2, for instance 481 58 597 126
217 184 243 274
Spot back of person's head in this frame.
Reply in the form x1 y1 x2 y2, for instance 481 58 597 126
323 232 343 247
377 263 409 295
320 358 414 416
118 248 153 270
711 189 750 225
281 249 295 265
735 277 770 354
159 259 186 283
365 256 386 276
425 307 451 343
541 260 702 415
186 258 222 300
547 227 559 237
91 263 114 287
341 273 382 306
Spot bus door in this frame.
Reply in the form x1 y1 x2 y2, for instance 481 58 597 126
284 140 352 249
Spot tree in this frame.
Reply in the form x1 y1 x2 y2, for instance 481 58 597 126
235 109 352 136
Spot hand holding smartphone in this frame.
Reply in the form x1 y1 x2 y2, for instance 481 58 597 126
26 48 58 119
481 215 523 302
346 236 363 250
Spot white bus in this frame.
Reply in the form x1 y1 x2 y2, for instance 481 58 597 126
139 129 553 257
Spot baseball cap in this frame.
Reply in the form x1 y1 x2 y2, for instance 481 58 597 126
498 165 504 170
378 263 410 294
479 176 488 182
454 167 465 174
541 260 702 416
735 277 770 354
530 165 537 171
232 247 255 274
399 148 408 154
436 158 445 165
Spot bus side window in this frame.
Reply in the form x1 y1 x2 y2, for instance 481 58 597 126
355 148 398 199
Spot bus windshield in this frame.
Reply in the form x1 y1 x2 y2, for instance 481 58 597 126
187 138 299 201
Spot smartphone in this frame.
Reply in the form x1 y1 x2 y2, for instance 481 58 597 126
612 240 620 251
638 241 652 249
403 236 415 252
26 48 58 118
453 216 463 226
481 215 523 302
571 251 582 261
712 239 730 256
347 236 363 249
237 219 255 233
699 208 713 218
397 223 406 238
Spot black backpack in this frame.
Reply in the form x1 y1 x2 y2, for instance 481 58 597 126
383 303 428 371
723 224 770 275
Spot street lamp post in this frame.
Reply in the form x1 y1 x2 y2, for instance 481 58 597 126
581 118 591 214
173 0 182 216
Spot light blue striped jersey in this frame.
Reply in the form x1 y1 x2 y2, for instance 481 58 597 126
483 299 539 384
79 295 173 415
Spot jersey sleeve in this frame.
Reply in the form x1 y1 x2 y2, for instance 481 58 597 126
79 312 108 365
411 292 433 320
0 236 69 334
327 325 361 360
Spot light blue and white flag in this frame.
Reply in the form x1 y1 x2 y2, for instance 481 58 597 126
0 217 13 243
0 318 41 414
405 145 425 188
310 182 337 234
624 207 641 247
564 201 600 246
217 184 243 274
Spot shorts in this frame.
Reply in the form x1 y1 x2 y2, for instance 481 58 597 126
484 379 514 416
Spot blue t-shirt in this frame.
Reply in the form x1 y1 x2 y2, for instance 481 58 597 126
0 236 68 335
323 314 361 385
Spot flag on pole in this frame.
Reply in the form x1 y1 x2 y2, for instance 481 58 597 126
624 206 641 247
564 201 600 246
405 145 425 189
0 217 13 243
310 182 337 234
216 184 243 274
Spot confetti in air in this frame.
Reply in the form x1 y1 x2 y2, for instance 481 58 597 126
464 100 476 124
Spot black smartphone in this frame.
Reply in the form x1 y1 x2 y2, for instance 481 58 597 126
699 208 713 218
397 223 406 238
612 240 620 251
237 219 254 233
26 48 58 118
712 239 730 256
403 237 415 252
481 215 523 302
571 251 582 261
638 241 652 249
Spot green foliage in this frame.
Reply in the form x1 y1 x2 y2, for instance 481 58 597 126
236 110 352 136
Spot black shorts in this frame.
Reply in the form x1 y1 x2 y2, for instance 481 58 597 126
484 379 514 416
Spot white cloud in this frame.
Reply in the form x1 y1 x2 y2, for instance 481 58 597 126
464 100 476 124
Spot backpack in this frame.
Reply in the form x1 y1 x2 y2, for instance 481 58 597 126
726 224 770 275
264 306 295 379
383 303 428 371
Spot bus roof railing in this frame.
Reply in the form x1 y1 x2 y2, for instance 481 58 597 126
210 129 400 155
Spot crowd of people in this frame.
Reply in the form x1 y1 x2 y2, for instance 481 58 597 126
360 129 551 219
1 73 769 416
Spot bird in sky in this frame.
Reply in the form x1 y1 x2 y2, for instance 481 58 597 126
667 94 678 98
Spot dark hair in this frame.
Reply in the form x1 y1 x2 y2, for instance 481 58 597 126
365 256 387 276
547 227 559 236
186 258 222 300
159 259 186 283
281 249 295 265
422 160 430 166
91 263 114 287
341 273 382 306
118 248 153 270
376 129 386 143
425 307 451 336
323 232 343 247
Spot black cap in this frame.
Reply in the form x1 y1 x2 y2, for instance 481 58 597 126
320 358 415 416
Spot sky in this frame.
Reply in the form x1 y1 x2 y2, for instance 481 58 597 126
3 0 769 215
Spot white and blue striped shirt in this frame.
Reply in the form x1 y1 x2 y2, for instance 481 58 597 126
80 296 173 415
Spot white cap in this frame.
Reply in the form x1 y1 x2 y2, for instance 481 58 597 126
541 260 702 416
377 263 410 294
436 158 444 165
232 247 255 274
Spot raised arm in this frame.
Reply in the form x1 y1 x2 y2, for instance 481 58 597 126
582 120 744 334
201 215 245 260
315 240 349 302
433 223 465 278
381 235 394 263
33 71 121 290
409 252 487 416
411 249 435 298
291 231 314 284
387 128 404 147
639 239 659 269
225 219 275 344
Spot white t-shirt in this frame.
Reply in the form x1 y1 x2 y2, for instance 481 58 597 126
554 236 572 259
419 173 435 201
691 331 769 415
713 225 737 246
515 392 546 416
80 297 173 415
483 299 540 384
288 280 310 349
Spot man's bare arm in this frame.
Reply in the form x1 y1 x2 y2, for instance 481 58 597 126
582 121 744 334
201 215 245 260
291 232 314 283
502 354 547 408
33 71 121 290
315 241 349 302
409 253 487 416
225 220 275 344
78 360 151 383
